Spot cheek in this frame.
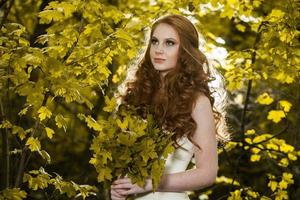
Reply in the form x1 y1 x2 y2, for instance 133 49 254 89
170 49 179 62
150 46 154 55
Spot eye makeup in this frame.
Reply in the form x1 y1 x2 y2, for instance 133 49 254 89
151 36 178 46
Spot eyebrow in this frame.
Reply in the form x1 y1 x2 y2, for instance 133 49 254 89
152 36 178 42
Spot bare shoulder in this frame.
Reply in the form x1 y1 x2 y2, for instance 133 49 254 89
191 94 217 155
191 94 213 119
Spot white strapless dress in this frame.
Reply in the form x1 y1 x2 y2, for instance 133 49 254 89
134 137 194 200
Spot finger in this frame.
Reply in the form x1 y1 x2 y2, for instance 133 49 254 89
115 188 128 194
110 195 125 200
111 189 126 200
111 188 127 196
113 178 131 184
112 183 133 189
119 188 135 196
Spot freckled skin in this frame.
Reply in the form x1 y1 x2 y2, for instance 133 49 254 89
150 23 180 77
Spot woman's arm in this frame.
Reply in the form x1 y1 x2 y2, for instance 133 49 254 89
111 95 218 195
157 95 218 191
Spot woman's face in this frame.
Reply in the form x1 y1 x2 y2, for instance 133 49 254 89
150 23 180 77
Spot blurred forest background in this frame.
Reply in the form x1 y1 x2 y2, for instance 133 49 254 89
0 0 299 199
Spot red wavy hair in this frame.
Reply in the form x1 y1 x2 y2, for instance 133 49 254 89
122 14 228 149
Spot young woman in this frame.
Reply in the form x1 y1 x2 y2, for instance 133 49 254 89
110 14 228 200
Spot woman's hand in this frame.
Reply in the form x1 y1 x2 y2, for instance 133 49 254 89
111 177 153 196
110 187 127 200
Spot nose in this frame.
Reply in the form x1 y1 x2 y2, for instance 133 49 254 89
155 44 164 54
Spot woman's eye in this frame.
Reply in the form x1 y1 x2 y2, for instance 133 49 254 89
166 40 175 46
151 39 158 45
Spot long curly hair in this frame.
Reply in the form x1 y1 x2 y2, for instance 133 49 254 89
121 14 228 149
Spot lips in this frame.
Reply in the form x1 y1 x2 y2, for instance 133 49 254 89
154 58 166 63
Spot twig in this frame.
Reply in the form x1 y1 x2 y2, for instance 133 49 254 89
14 92 50 187
0 0 14 29
0 98 10 189
62 17 85 63
0 0 8 9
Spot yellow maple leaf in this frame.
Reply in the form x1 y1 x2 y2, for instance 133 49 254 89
245 129 256 135
282 172 294 184
279 100 292 112
278 180 288 190
116 118 128 130
112 74 120 83
103 96 117 112
256 93 274 105
26 137 41 152
268 180 278 192
45 127 54 139
267 110 285 123
236 24 246 32
250 154 261 162
38 106 52 121
288 153 297 161
279 158 289 167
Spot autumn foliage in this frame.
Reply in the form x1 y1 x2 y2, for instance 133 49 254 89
0 0 299 200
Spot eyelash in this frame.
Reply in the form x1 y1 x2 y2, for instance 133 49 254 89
151 39 175 46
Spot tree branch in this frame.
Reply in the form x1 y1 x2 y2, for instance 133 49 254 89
0 0 14 29
14 92 50 187
62 17 85 63
0 0 8 9
0 98 10 189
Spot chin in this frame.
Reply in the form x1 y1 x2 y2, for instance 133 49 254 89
153 65 170 71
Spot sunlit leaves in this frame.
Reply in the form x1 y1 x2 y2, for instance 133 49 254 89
12 126 27 140
103 96 117 112
236 24 246 32
267 9 285 23
78 114 103 132
1 0 299 199
39 1 77 24
0 188 27 200
97 168 113 182
279 100 292 112
25 137 41 152
23 168 51 190
267 173 294 199
38 150 51 164
243 131 298 168
45 127 55 139
38 106 52 121
55 114 68 131
256 93 274 105
267 110 285 123
250 154 261 162
22 167 97 199
115 29 135 47
216 176 240 186
89 104 174 189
